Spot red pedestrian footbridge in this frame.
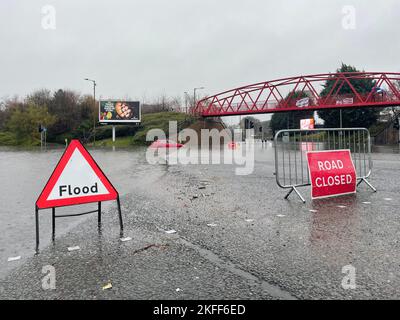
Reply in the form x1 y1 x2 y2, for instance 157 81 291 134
192 72 400 117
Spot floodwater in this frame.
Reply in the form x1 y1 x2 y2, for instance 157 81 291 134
0 145 166 278
0 141 398 286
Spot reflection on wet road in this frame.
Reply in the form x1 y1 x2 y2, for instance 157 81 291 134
1 142 400 299
0 146 165 278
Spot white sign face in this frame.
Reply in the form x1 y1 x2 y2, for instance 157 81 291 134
36 140 118 209
47 149 109 201
296 97 310 107
336 98 354 105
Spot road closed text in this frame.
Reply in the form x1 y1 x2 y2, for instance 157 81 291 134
315 160 353 187
315 174 353 187
307 151 356 199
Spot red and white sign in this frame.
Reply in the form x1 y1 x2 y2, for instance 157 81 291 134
307 150 356 199
36 140 118 209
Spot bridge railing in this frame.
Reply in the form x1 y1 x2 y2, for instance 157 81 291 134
192 72 400 116
194 92 400 116
274 128 376 203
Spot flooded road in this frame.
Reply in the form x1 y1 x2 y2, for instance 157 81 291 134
0 146 166 278
1 142 400 299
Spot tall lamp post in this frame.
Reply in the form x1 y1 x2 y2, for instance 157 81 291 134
193 86 205 110
194 87 205 129
184 91 189 114
84 78 97 145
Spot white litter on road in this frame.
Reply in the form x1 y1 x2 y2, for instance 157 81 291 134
337 205 347 208
362 202 371 204
384 198 393 201
207 223 218 227
176 288 182 292
165 230 177 234
120 237 132 242
309 210 318 213
67 246 80 252
277 214 286 218
245 219 254 222
102 283 112 290
7 256 21 262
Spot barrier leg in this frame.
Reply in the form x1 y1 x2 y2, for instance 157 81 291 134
358 178 377 192
293 187 306 203
284 187 306 203
35 207 40 254
52 207 55 241
284 188 294 199
117 196 124 235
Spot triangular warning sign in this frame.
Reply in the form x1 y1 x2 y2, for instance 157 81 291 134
36 140 118 209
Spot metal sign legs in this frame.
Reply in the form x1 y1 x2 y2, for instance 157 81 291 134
35 197 124 254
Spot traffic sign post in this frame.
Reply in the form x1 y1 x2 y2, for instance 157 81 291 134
307 150 357 199
35 140 124 253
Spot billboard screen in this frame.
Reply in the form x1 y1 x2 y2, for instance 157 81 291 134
99 100 141 123
300 118 315 130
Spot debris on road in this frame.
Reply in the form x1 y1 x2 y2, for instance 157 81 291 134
337 205 347 208
165 230 177 234
102 283 112 290
207 223 218 227
245 219 254 222
362 202 371 204
7 256 21 262
67 246 80 252
176 288 182 292
384 198 393 201
277 214 286 218
309 210 318 213
120 237 132 242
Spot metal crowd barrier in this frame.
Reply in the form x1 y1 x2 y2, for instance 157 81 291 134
274 128 377 203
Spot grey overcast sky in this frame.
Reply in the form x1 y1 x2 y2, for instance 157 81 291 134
1 0 399 111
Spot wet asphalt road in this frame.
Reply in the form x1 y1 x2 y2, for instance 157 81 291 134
0 146 163 278
1 143 400 299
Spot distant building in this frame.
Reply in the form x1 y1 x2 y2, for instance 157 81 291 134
378 107 398 123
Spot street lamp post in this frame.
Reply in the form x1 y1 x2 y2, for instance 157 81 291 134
194 87 205 129
193 86 205 110
184 92 189 114
84 78 97 145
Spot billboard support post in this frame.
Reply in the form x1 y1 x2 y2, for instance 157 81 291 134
112 125 116 142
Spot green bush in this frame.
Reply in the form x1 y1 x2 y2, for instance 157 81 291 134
0 132 18 146
131 112 195 145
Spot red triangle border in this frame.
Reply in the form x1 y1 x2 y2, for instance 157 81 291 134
36 140 118 209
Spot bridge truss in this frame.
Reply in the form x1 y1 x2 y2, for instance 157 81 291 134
192 72 400 117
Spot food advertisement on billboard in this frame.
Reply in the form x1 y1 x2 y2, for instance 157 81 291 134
99 100 141 123
300 118 315 130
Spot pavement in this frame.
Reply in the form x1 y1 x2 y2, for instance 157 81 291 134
1 144 400 299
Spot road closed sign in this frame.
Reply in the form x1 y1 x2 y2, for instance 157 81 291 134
36 140 118 209
307 150 357 199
